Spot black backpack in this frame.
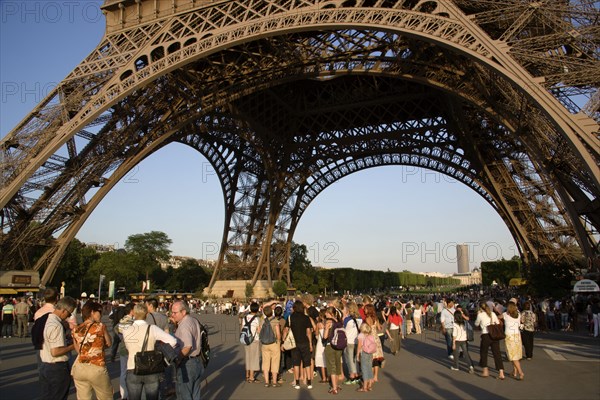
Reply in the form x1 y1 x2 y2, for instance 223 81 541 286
31 313 50 350
198 322 210 368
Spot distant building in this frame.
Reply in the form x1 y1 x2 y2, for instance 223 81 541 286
159 256 216 270
452 268 482 286
416 271 452 278
85 243 116 253
457 244 469 274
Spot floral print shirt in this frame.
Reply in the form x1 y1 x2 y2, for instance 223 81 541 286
73 321 108 367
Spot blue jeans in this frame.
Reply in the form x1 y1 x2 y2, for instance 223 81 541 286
126 370 160 400
40 361 71 400
176 357 204 400
444 328 453 356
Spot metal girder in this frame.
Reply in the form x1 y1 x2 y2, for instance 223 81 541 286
1 0 599 287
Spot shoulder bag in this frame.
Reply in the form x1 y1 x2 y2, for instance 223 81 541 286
282 316 296 351
487 320 505 341
134 326 165 375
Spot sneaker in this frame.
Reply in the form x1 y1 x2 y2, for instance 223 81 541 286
469 366 475 374
293 384 300 390
448 355 454 360
352 378 361 384
271 383 281 388
450 367 459 371
344 380 354 385
307 384 313 389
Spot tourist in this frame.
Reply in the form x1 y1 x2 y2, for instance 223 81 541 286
123 303 177 400
241 301 261 383
440 299 456 360
14 297 30 338
261 305 281 387
364 304 384 382
474 302 505 379
115 302 135 400
451 309 474 373
71 301 113 400
355 322 375 392
40 296 77 400
342 302 360 384
283 300 313 390
171 300 204 399
504 300 524 380
385 305 402 356
323 306 343 394
520 300 537 359
314 309 327 383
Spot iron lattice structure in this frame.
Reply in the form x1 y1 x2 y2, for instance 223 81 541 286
1 0 599 291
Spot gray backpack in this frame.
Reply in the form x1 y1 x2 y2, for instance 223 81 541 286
259 317 276 345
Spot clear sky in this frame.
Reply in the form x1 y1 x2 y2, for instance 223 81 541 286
0 1 518 275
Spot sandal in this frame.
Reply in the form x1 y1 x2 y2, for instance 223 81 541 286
319 379 328 383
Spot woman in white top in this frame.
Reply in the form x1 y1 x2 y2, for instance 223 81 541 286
503 302 525 380
413 302 423 334
474 302 505 379
451 309 474 373
123 303 177 400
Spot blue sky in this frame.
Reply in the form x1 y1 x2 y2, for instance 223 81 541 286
0 1 518 274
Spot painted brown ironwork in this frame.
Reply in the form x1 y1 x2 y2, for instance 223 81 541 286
1 0 598 290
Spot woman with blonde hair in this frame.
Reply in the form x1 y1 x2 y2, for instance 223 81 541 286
504 302 525 380
474 302 505 379
364 304 384 382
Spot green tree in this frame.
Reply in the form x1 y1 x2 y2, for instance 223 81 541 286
125 231 172 281
165 259 211 292
86 251 143 293
245 282 254 299
273 280 288 297
526 261 577 298
51 239 99 297
481 259 521 286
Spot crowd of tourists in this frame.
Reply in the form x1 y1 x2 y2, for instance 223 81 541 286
1 287 599 399
235 291 600 394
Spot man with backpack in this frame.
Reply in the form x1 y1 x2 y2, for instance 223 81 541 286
260 305 281 387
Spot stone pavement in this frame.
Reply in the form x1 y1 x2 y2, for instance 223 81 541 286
1 312 598 400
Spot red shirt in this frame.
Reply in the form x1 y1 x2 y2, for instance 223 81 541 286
388 313 402 327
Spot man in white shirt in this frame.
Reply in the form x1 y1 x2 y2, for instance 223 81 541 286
123 303 177 400
40 296 77 400
440 299 456 359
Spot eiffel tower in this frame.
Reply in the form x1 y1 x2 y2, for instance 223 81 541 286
1 0 599 294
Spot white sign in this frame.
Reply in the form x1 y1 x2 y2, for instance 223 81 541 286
573 279 600 293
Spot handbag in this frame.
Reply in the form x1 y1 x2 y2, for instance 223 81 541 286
487 322 505 341
282 317 296 351
134 326 165 375
466 321 474 342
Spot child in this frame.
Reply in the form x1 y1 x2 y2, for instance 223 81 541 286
356 322 375 392
451 309 475 373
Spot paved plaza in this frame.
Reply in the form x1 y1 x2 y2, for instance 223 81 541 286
1 312 598 400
